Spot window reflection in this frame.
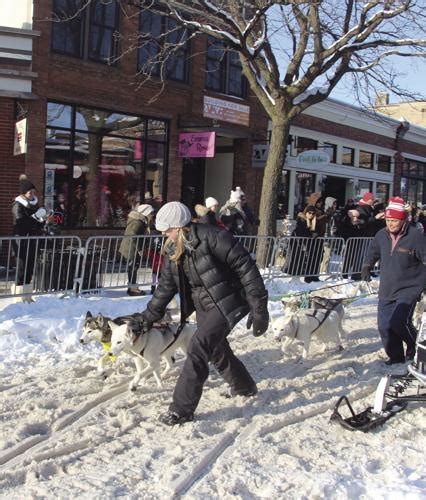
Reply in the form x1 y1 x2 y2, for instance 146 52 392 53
44 102 168 228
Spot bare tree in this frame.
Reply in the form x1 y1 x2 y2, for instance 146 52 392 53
136 0 426 243
50 1 426 251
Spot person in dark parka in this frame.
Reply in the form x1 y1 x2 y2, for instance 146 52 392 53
11 174 47 302
141 201 269 426
362 197 426 365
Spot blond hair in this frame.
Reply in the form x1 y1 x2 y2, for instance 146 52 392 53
163 227 191 262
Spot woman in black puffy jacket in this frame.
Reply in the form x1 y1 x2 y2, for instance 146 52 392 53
11 175 46 301
141 201 269 426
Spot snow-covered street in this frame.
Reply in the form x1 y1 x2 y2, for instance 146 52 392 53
0 279 424 498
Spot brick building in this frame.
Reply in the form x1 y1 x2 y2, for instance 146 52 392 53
1 0 268 236
1 1 426 237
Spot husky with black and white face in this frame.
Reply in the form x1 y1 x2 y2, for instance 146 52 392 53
80 311 115 378
107 317 196 392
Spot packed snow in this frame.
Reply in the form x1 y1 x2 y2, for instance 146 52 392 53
0 278 424 499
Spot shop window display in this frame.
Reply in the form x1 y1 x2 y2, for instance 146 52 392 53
45 102 168 229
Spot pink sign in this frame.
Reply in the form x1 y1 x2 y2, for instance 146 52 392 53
178 131 215 158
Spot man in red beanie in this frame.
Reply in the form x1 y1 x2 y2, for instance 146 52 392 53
361 197 425 365
356 192 382 237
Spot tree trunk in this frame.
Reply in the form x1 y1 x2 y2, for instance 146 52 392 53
256 118 290 267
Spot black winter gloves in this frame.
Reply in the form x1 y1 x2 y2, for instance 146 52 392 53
246 291 269 337
361 264 372 282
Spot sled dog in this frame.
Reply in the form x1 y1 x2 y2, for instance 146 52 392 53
272 308 344 360
80 311 137 377
108 317 196 391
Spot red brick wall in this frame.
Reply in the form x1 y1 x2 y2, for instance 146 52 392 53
0 98 26 235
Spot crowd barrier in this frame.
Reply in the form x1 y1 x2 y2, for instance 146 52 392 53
0 234 379 299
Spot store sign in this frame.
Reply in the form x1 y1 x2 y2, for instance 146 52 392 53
14 118 27 155
297 150 329 166
44 168 55 211
178 131 216 158
252 144 269 168
203 96 250 126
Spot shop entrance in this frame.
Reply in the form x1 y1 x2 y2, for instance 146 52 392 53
181 158 205 215
323 176 347 208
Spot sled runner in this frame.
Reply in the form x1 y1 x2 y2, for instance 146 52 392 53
330 395 407 432
331 311 426 432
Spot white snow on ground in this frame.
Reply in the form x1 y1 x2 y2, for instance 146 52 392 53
0 278 424 498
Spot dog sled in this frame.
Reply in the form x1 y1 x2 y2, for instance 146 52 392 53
330 311 426 432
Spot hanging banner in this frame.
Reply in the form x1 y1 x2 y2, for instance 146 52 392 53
14 118 27 155
203 96 250 126
178 131 216 158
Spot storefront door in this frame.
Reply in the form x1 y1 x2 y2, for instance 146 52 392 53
323 176 347 207
181 158 206 215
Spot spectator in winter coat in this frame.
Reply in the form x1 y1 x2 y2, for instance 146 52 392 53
362 197 426 365
306 192 326 236
286 205 322 282
119 203 154 296
356 192 384 236
141 202 269 425
195 203 217 226
11 174 48 302
219 187 254 235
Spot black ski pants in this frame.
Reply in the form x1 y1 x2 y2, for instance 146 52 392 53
377 299 418 362
169 305 256 417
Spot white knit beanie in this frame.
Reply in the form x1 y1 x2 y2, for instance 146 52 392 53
155 201 192 231
137 204 154 216
205 197 219 209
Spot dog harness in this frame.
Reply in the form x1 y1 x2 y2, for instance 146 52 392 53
305 309 333 334
101 341 117 362
136 322 187 358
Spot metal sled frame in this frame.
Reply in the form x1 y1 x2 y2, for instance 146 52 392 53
330 395 407 432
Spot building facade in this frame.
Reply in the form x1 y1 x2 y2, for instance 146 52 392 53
1 1 426 237
276 98 426 218
0 0 268 236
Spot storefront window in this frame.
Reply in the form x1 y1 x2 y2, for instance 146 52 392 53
401 159 426 204
342 146 354 166
293 136 318 156
359 150 374 169
376 182 390 203
44 102 168 228
358 179 372 198
294 172 316 215
377 154 391 172
323 143 337 163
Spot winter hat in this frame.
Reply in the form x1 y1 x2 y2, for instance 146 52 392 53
229 186 244 203
385 197 407 220
136 203 154 216
205 197 219 209
155 201 192 232
359 192 374 205
195 204 209 217
324 197 337 211
19 174 35 194
304 205 317 214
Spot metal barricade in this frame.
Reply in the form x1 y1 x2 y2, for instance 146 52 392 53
340 237 379 278
80 234 166 293
236 235 278 278
270 236 345 280
0 235 82 298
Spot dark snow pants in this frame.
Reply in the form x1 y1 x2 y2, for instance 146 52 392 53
377 299 418 362
169 305 256 417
